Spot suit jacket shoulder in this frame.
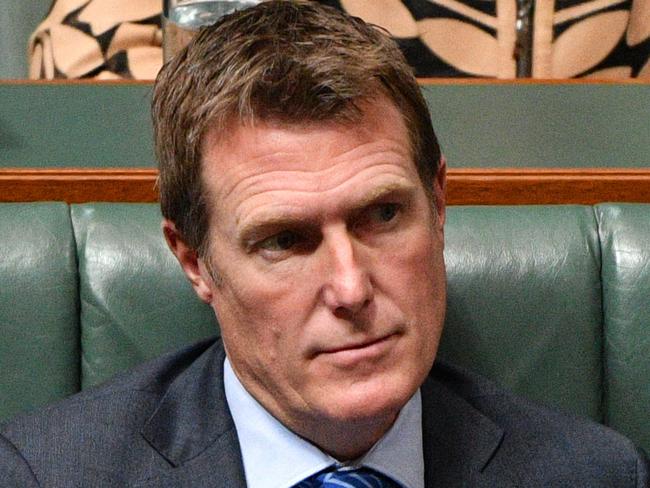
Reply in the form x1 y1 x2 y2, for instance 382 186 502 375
0 337 247 487
422 361 649 487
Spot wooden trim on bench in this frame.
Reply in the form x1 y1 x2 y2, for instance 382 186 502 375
2 168 650 205
447 168 650 205
0 169 158 203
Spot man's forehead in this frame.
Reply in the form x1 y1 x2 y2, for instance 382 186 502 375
202 121 413 201
199 95 411 169
195 97 423 227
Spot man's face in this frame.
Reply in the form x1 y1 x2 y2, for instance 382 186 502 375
166 96 446 454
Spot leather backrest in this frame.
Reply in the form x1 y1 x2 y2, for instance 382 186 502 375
4 202 642 453
440 205 603 421
71 203 216 388
0 203 79 422
596 203 650 452
72 203 605 420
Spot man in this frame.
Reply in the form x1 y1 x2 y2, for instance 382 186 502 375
1 1 648 487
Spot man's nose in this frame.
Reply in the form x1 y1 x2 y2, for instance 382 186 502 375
320 227 373 317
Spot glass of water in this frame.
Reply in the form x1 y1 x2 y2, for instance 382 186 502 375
163 0 263 62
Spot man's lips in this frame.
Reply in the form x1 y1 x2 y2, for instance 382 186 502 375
313 333 399 364
321 334 395 354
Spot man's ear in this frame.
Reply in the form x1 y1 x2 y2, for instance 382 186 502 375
433 155 447 226
162 219 214 303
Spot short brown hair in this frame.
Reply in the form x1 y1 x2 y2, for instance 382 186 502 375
152 0 441 254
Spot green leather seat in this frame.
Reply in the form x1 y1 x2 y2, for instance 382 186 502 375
72 204 605 419
440 205 603 421
1 202 648 455
71 203 216 388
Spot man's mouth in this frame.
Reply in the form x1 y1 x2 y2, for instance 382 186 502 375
325 334 394 353
315 333 398 365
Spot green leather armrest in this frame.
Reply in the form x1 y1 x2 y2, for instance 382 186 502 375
71 203 217 389
0 203 79 422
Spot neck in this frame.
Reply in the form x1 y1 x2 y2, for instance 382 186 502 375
292 412 399 461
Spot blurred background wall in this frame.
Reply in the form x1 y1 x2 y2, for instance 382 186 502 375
0 0 51 78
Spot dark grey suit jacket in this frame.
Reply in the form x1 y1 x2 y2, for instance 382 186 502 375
1 337 648 487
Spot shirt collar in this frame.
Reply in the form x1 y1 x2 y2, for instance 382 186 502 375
224 357 424 488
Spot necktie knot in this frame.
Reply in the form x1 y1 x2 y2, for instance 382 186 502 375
294 465 402 487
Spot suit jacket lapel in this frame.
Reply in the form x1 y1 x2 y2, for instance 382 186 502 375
140 340 247 488
421 364 504 488
137 345 504 487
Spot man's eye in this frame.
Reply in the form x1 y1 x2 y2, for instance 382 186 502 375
259 230 300 251
371 203 400 223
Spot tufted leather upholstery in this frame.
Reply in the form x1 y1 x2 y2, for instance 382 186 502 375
0 203 647 454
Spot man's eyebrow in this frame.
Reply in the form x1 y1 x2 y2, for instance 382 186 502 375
353 182 418 210
237 182 418 244
238 215 312 246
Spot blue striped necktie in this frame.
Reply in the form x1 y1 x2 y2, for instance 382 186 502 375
294 466 402 487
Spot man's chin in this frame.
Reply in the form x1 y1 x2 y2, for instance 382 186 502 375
311 380 416 427
295 386 410 460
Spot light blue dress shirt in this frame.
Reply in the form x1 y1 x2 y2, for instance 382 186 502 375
224 358 424 488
